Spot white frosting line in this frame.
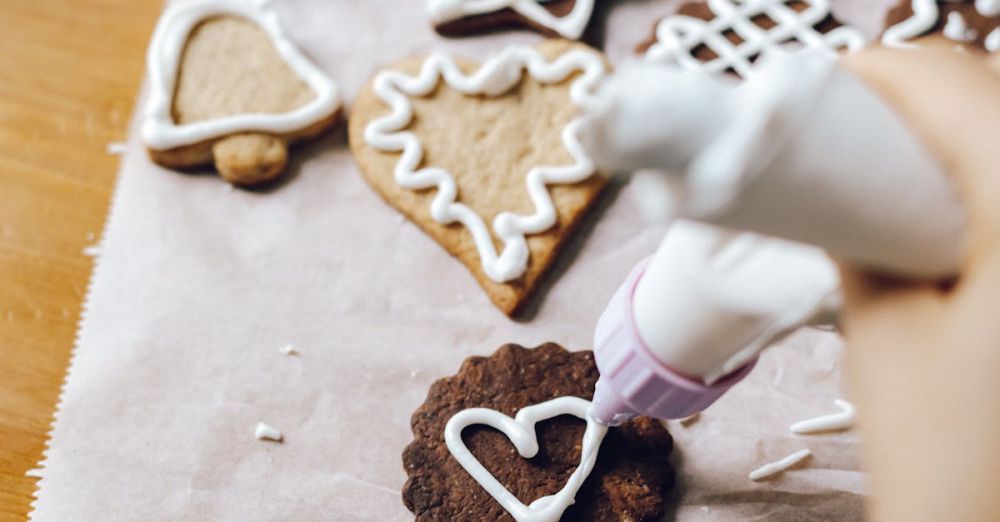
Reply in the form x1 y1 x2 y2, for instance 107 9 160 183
25 468 44 479
882 0 939 48
978 0 1000 17
427 0 595 40
142 0 340 150
789 399 856 434
364 46 605 283
987 27 1000 51
748 448 811 481
645 0 866 77
254 422 283 442
943 11 977 42
444 396 608 522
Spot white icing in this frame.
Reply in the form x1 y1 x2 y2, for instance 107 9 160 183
789 399 856 434
142 0 340 150
977 0 1000 17
748 448 811 481
444 396 608 522
882 0 939 48
254 422 283 442
943 11 977 41
105 141 128 155
364 46 605 283
644 0 866 78
987 27 1000 51
427 0 595 40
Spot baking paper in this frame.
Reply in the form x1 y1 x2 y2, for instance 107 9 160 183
32 1 896 519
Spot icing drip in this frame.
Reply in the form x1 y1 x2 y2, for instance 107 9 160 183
882 0 939 48
444 396 608 522
943 11 977 41
142 0 340 150
427 0 595 39
986 27 1000 51
364 45 606 283
254 422 283 442
748 449 811 481
977 0 1000 17
644 0 866 78
789 399 856 434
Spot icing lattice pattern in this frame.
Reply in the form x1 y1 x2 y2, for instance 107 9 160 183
645 0 866 78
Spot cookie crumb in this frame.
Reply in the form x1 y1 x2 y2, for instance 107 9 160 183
106 141 127 155
279 343 298 356
749 449 811 481
255 422 283 442
789 399 856 434
677 412 700 426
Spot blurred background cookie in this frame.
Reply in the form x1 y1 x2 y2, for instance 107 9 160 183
142 0 341 187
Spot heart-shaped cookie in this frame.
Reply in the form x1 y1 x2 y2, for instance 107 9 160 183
349 40 609 316
401 343 675 521
445 397 608 521
143 0 341 186
428 0 596 40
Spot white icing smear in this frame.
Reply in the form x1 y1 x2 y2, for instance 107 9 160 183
644 0 866 78
364 45 606 283
748 448 811 481
254 422 283 442
943 11 977 42
444 396 608 522
789 399 856 434
142 0 340 150
987 27 1000 51
427 0 594 39
882 0 938 48
977 0 1000 17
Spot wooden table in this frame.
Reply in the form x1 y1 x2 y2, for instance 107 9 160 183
0 1 160 519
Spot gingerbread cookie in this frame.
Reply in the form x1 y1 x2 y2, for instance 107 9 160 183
403 343 675 521
349 40 609 316
142 0 341 187
882 0 1000 52
639 0 866 78
427 0 595 40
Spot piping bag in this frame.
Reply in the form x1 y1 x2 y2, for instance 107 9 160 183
580 51 967 425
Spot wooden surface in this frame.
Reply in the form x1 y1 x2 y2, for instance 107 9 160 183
0 1 160 519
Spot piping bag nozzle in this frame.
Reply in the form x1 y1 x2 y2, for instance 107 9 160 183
590 258 756 425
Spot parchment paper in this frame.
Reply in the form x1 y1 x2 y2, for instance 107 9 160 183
32 1 896 519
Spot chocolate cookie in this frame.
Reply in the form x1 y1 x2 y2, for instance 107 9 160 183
428 0 595 40
402 343 675 521
882 0 1000 52
638 0 865 78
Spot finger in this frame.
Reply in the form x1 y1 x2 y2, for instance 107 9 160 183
842 42 1000 262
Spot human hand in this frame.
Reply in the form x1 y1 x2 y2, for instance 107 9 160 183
839 39 1000 522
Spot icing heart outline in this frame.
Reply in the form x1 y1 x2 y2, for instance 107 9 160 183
428 0 596 40
444 396 608 522
142 0 340 150
363 44 606 283
644 0 865 77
